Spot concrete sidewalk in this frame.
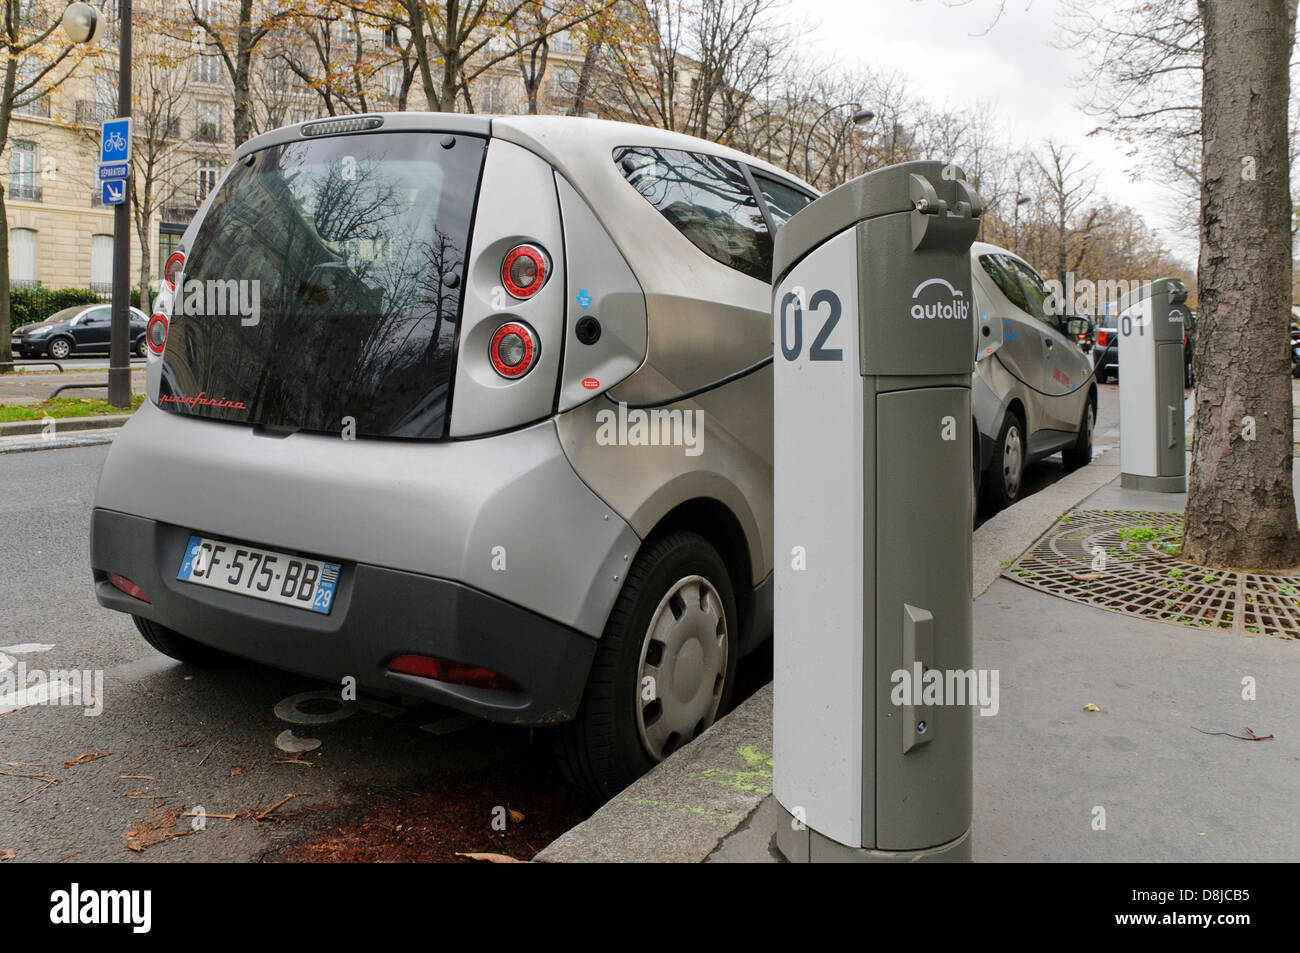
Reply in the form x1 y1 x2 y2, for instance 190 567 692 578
539 438 1300 862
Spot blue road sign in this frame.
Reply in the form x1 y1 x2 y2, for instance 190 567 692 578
100 117 132 164
102 179 126 206
98 163 129 181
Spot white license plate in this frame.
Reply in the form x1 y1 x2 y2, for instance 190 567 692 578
177 535 340 614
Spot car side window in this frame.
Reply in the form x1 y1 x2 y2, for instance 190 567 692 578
751 172 815 229
979 254 1030 313
1002 256 1058 329
614 145 772 281
83 307 110 325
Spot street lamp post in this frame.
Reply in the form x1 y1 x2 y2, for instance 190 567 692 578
63 0 131 408
1012 192 1031 251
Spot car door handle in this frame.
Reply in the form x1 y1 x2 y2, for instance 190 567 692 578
1043 336 1053 350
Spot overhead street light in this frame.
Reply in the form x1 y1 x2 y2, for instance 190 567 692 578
61 2 106 45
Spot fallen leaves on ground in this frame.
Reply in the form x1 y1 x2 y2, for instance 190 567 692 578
124 804 192 853
1083 704 1101 712
267 782 589 863
1193 726 1274 742
0 849 14 861
456 852 523 863
64 749 110 769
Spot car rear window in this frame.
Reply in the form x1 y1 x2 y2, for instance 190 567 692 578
614 145 772 280
159 131 485 439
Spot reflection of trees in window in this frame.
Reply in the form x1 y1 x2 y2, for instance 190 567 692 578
615 146 771 280
168 135 480 439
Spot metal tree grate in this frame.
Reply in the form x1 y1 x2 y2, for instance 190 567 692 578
1003 510 1300 639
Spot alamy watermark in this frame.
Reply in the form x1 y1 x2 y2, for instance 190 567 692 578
1042 274 1154 319
175 278 261 327
595 401 704 457
0 660 103 716
890 663 1000 716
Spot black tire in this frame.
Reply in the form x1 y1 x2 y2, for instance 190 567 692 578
47 336 72 360
551 529 739 801
1062 398 1095 471
1095 364 1108 385
132 615 243 667
980 411 1025 514
135 335 148 358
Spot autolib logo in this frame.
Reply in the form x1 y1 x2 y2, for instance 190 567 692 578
910 277 969 321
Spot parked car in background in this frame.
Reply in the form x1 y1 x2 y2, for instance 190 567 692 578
1093 304 1195 388
1092 312 1119 384
11 304 149 359
970 242 1097 513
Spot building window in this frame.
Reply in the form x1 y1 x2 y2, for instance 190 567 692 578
553 30 576 54
14 56 50 117
195 101 221 142
195 54 222 85
91 234 114 292
267 60 288 92
9 141 41 201
552 66 576 95
383 64 403 100
158 228 183 275
482 78 503 112
196 162 219 203
9 228 37 286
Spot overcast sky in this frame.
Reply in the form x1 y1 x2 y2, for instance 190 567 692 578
798 0 1197 265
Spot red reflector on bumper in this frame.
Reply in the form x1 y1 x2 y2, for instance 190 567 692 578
107 572 151 604
388 654 522 693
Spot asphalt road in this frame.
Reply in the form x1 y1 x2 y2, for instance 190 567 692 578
0 445 588 861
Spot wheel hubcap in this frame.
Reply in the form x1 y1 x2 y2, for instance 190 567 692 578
636 575 728 762
51 341 68 358
1003 426 1023 497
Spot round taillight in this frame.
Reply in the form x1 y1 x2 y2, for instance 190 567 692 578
147 313 168 354
489 322 537 379
501 244 548 299
163 251 185 291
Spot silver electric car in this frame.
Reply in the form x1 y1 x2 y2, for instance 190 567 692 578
970 241 1096 512
89 113 816 798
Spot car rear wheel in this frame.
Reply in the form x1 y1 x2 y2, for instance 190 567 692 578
552 529 738 800
48 337 72 360
980 412 1025 514
132 616 244 667
1062 399 1095 471
135 335 148 358
1095 364 1108 385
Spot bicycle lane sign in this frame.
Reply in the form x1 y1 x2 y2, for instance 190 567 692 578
100 117 132 164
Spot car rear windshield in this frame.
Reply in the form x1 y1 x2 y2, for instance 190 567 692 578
159 131 485 439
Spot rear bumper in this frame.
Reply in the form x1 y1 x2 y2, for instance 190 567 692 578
91 507 596 725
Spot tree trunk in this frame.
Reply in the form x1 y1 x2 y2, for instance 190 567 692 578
570 32 604 115
1182 0 1300 569
233 0 255 145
